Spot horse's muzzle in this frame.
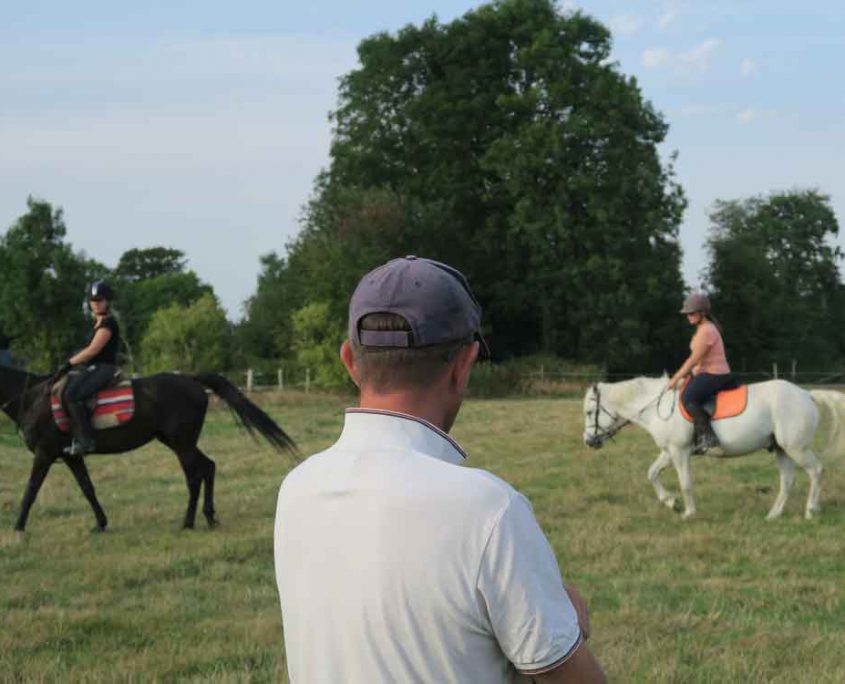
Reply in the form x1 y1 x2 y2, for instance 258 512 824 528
584 434 603 449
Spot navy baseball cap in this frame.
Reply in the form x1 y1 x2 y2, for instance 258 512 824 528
349 256 491 360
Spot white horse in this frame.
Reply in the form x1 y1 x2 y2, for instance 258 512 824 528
582 376 845 519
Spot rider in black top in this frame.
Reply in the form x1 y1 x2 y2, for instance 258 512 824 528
60 280 121 456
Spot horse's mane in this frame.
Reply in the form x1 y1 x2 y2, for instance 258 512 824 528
602 375 667 418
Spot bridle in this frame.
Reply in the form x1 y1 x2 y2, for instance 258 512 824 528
586 382 676 448
586 384 631 447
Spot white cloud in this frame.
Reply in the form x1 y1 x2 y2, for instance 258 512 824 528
737 108 758 124
741 58 757 76
641 47 672 68
657 2 679 30
559 0 578 13
736 107 778 124
609 14 643 37
679 38 721 72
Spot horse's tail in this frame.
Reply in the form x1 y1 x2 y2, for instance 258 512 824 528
193 373 298 457
809 389 845 459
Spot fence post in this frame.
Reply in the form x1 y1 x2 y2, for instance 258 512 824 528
278 368 284 390
246 368 254 393
772 362 778 380
305 368 311 393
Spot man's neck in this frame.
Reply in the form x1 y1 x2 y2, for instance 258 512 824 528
357 390 450 433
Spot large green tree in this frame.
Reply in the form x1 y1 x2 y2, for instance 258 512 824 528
141 293 231 373
114 249 213 369
705 190 844 371
274 0 686 370
115 247 186 281
0 198 105 370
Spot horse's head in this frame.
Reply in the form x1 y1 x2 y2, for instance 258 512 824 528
0 365 49 426
582 383 628 449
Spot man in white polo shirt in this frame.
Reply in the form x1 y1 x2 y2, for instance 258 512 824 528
274 256 605 683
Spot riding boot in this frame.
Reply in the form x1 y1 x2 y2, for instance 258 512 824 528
64 400 96 456
692 412 719 454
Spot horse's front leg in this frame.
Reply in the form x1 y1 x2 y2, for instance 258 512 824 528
668 447 696 519
647 450 680 512
64 456 108 531
14 455 54 532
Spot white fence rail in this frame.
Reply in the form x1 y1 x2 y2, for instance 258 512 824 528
233 364 845 394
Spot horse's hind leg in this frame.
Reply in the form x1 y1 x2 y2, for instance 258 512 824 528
786 447 823 519
172 446 217 529
194 447 217 528
766 449 796 520
64 457 108 531
648 450 680 512
176 450 203 529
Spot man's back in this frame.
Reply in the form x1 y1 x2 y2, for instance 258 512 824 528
275 410 581 683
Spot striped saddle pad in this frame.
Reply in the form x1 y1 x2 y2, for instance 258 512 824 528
51 380 135 432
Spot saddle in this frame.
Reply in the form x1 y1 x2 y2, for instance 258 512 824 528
679 377 748 422
50 370 135 432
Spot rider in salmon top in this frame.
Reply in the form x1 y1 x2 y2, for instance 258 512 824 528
667 292 736 454
57 281 121 456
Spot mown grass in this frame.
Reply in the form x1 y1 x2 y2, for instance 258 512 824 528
1 393 844 682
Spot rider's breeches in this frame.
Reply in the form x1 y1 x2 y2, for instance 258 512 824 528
64 364 117 404
682 372 736 419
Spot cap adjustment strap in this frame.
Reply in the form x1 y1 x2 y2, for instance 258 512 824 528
359 330 413 347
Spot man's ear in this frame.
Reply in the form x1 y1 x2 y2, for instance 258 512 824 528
451 341 479 393
340 339 360 387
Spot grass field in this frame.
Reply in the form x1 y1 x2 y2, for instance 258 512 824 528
1 392 844 682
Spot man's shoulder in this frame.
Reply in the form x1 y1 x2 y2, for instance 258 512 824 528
279 441 519 508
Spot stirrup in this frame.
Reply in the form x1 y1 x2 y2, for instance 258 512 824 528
693 431 718 455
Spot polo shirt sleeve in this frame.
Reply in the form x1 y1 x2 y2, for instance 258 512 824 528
476 492 583 675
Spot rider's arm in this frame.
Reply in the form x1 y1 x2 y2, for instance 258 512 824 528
69 327 112 366
669 330 710 386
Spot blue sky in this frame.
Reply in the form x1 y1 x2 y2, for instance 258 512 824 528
2 1 843 318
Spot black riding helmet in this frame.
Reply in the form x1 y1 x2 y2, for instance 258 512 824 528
89 280 115 302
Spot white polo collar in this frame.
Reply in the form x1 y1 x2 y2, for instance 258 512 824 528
339 408 468 465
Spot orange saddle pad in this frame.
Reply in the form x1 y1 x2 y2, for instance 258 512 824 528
679 378 748 422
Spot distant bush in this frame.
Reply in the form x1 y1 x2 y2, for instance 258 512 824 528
469 355 601 398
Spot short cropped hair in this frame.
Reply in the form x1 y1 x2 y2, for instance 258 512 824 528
351 313 471 392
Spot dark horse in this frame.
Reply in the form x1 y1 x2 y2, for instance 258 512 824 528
0 365 296 532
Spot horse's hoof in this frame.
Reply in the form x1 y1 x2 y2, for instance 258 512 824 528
206 517 219 529
182 523 195 530
90 525 107 534
681 510 696 520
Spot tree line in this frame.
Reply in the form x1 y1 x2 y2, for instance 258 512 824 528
2 0 842 383
0 198 228 373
